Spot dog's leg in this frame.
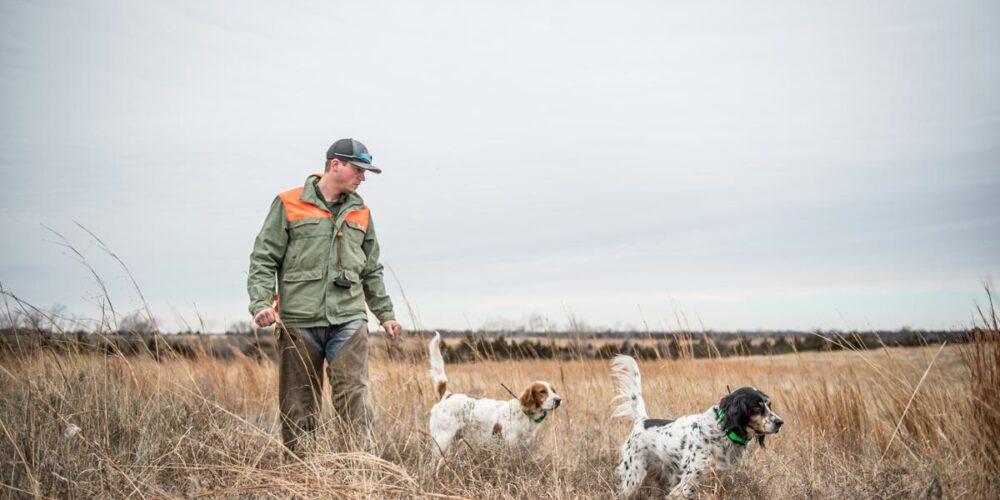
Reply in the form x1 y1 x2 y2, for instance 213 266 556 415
668 468 705 499
431 429 457 478
434 456 446 478
617 441 648 499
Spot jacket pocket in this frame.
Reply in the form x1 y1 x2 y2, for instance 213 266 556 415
344 219 367 233
286 220 333 273
280 269 325 318
341 222 367 272
343 269 361 286
289 217 330 240
337 269 366 314
285 269 323 282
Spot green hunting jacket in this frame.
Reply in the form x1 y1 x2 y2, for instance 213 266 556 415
247 174 395 327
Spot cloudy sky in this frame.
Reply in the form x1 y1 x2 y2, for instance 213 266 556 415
1 1 997 333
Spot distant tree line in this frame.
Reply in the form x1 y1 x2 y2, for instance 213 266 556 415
392 329 970 363
0 326 973 363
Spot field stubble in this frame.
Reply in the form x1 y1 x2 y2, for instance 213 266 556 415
0 335 997 498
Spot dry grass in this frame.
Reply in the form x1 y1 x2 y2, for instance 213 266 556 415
4 225 994 497
1 334 997 499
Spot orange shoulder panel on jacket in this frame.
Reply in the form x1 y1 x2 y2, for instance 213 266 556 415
278 187 331 222
345 206 370 231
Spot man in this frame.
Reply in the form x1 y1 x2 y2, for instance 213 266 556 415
247 138 402 456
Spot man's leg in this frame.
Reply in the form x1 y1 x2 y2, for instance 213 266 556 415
327 321 375 450
278 326 325 457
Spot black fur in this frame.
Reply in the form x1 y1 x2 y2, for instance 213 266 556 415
718 387 770 447
643 418 675 429
613 355 784 498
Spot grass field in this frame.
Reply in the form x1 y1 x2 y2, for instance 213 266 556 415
1 332 997 498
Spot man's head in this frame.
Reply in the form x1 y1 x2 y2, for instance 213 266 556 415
323 138 382 196
323 159 365 194
325 138 381 174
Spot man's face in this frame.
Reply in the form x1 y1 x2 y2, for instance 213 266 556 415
330 160 366 193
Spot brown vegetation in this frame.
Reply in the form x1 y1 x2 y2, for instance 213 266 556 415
3 221 993 497
1 327 997 498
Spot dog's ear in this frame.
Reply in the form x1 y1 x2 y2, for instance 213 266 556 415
519 385 537 411
533 384 547 409
718 390 752 444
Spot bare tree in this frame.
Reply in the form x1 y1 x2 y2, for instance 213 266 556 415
226 320 251 335
119 310 155 336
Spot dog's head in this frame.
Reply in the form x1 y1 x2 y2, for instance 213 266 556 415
519 381 562 415
718 387 783 447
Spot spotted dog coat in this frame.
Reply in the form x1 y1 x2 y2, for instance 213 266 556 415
427 333 562 473
610 355 783 498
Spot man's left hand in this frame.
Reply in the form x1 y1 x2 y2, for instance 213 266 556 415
381 320 402 339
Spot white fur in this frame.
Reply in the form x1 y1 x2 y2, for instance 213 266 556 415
427 332 562 473
428 332 449 398
610 355 782 499
610 355 649 422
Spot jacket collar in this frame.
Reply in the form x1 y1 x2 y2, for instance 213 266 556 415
300 173 364 214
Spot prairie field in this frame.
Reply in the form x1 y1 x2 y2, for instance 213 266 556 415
1 332 997 499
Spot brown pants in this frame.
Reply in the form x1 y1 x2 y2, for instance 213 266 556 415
277 321 374 455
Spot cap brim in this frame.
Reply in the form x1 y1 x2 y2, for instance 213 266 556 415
349 160 382 174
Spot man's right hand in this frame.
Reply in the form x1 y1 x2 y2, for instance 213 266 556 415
254 308 279 327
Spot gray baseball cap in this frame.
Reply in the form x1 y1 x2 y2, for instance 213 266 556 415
326 138 382 174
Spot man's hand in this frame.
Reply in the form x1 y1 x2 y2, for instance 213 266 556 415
254 308 279 328
381 320 402 339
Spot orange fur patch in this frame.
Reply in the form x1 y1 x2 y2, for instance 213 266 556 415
520 382 549 412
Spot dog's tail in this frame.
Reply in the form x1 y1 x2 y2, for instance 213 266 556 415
429 332 449 400
610 355 649 426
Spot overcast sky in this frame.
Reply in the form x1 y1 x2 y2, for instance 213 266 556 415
1 1 997 333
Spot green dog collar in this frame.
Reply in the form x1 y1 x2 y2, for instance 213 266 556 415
716 409 750 446
522 405 547 423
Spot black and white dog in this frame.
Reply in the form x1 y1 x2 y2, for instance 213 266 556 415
610 355 783 498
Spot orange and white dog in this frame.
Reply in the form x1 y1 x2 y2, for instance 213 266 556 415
427 333 562 471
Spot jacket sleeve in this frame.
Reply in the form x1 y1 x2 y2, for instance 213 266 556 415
360 215 396 323
247 196 288 318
